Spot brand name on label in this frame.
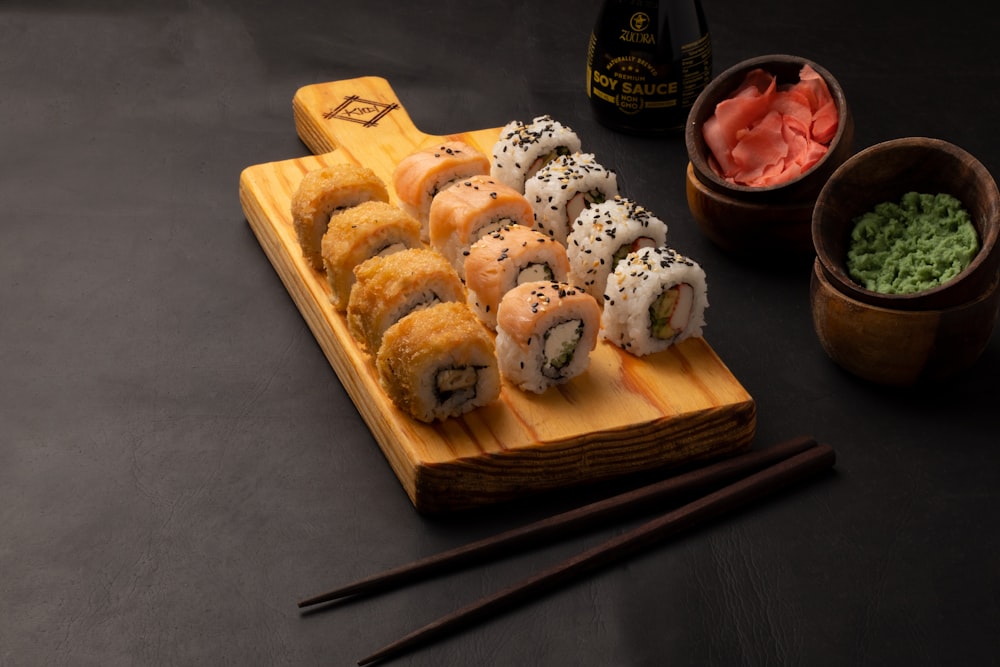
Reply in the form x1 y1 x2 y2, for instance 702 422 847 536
619 29 655 45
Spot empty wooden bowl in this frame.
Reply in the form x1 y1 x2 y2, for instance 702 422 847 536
685 54 855 261
810 137 1000 385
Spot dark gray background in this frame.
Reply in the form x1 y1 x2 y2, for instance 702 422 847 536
3 1 998 665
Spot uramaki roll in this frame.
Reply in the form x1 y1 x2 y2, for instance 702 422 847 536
320 200 422 311
347 248 466 356
490 115 582 193
524 152 619 244
392 141 490 240
601 246 708 357
567 196 669 301
290 164 389 271
376 302 501 423
464 223 570 330
495 281 601 394
428 175 534 280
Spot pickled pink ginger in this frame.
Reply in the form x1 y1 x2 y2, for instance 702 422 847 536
702 65 839 187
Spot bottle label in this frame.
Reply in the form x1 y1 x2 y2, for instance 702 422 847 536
586 4 712 131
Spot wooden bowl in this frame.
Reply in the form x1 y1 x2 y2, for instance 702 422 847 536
810 259 1000 385
685 54 855 260
810 136 1000 384
812 137 1000 311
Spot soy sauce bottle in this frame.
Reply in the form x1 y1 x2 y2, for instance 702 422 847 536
586 0 712 135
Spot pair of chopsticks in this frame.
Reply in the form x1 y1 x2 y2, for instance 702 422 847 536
299 435 835 665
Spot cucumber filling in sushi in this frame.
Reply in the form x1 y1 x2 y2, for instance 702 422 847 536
567 189 608 224
435 365 484 406
527 146 574 181
542 319 585 377
649 284 695 340
517 262 556 285
611 236 659 267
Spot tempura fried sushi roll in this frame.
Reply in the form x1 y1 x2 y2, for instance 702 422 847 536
601 247 708 357
524 152 619 244
464 224 570 330
428 175 534 279
392 141 490 239
290 164 390 270
347 248 466 356
320 201 422 311
376 302 501 423
490 115 582 193
567 197 669 300
495 281 601 394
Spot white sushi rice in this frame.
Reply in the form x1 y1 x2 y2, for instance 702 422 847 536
567 196 669 301
490 115 583 193
524 152 619 244
601 246 708 357
406 352 501 422
495 282 600 394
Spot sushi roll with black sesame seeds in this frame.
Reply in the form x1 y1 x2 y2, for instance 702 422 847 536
567 196 669 301
490 115 583 193
495 281 601 394
428 175 534 280
601 247 708 357
464 223 571 330
524 152 619 244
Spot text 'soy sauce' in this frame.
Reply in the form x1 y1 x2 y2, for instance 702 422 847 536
586 0 712 135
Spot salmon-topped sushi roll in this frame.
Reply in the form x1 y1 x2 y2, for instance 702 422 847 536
320 200 423 311
377 302 501 423
495 281 601 394
428 175 534 279
524 152 619 244
347 248 466 356
392 141 490 240
464 224 570 330
290 164 390 271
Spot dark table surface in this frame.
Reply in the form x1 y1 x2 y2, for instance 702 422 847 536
3 1 999 665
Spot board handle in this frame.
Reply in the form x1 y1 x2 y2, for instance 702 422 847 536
292 76 502 171
293 76 436 157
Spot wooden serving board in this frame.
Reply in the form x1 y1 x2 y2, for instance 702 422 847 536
239 76 756 513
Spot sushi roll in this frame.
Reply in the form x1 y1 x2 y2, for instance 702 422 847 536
290 164 390 271
524 152 619 244
347 248 466 356
376 302 501 423
490 115 583 193
495 281 601 394
464 224 570 330
320 201 423 311
567 196 669 301
428 175 534 280
601 246 708 357
392 141 490 240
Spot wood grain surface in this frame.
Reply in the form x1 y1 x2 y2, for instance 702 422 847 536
239 76 756 512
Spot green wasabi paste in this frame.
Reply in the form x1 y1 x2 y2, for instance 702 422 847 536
846 192 980 294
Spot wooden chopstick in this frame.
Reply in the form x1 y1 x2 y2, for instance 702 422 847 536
298 435 817 609
356 441 835 665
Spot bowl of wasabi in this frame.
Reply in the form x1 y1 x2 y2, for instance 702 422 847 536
810 136 1000 385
